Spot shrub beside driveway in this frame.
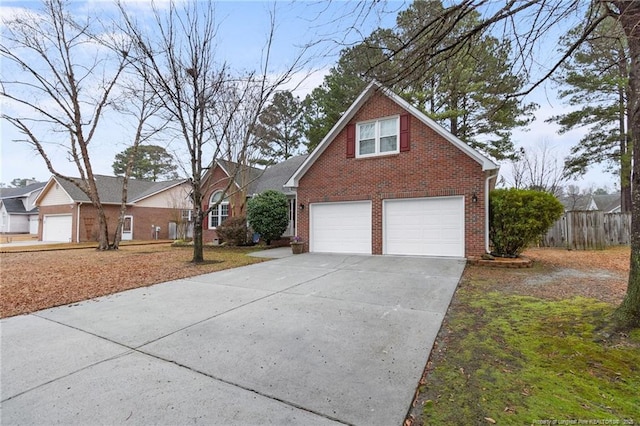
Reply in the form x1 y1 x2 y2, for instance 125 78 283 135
0 244 266 318
407 246 640 425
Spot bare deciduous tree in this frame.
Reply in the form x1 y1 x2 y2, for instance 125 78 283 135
118 1 308 262
509 141 567 196
111 79 165 249
0 0 129 250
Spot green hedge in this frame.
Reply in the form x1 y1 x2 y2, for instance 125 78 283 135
489 188 563 257
247 190 289 245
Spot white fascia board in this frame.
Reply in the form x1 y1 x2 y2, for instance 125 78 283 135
285 81 380 188
284 81 499 188
33 176 73 205
376 85 499 172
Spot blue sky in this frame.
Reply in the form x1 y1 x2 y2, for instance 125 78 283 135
0 0 617 191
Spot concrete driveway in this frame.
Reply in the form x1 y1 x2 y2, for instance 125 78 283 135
1 252 465 426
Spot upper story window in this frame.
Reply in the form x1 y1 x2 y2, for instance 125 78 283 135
357 116 399 157
208 190 229 229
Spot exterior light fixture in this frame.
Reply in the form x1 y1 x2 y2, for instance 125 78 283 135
472 193 478 203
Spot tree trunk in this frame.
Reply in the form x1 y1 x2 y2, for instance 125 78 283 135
96 202 111 250
191 173 205 263
614 0 640 328
112 175 129 250
621 54 632 213
85 175 111 250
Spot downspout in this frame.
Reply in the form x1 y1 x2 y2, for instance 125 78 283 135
76 202 82 243
294 193 298 237
485 171 499 254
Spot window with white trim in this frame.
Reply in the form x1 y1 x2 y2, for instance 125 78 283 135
208 191 229 229
357 116 399 157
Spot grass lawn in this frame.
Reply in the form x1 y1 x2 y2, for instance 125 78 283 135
408 247 640 425
0 243 268 318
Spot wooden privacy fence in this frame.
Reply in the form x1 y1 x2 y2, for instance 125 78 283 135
541 211 631 250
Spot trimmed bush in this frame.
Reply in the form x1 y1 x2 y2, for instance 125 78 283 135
216 216 250 246
247 190 289 245
489 188 564 257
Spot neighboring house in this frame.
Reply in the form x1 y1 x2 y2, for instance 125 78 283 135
560 193 621 213
35 175 192 242
0 181 45 234
592 193 621 213
285 81 499 258
201 155 308 243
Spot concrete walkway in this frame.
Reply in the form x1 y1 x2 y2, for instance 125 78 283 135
0 253 465 425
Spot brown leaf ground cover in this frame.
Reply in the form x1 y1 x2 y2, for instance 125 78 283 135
471 246 630 305
0 244 266 318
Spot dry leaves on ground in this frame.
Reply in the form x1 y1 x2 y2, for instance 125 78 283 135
0 244 265 318
465 246 630 305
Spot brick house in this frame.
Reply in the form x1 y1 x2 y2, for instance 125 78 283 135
201 156 307 244
0 181 45 234
285 81 500 258
36 175 192 242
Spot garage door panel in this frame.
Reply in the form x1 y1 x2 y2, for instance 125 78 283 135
310 202 371 254
384 197 464 257
43 215 72 242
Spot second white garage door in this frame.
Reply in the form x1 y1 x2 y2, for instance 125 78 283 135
310 201 372 254
42 214 72 242
384 196 464 257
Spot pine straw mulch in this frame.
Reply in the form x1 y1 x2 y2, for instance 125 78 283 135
466 246 630 305
0 244 266 319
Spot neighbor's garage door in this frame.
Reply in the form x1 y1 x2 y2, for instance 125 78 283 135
310 201 372 254
384 196 464 257
43 214 72 242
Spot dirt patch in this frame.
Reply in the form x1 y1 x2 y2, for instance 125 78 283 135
525 246 629 274
467 246 629 305
0 244 266 318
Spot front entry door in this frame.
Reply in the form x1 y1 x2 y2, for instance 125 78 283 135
122 215 133 241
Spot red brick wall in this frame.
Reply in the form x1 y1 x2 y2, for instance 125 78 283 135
296 91 488 257
39 203 184 242
201 165 245 243
78 204 180 241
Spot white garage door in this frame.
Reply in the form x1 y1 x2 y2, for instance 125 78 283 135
43 214 72 242
384 196 464 257
310 201 372 254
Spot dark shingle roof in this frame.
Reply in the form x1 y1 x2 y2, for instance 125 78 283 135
252 155 308 195
216 160 264 194
559 194 593 211
593 194 621 212
1 198 27 213
0 182 45 199
55 176 186 204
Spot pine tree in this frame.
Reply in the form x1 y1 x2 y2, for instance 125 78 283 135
548 16 631 211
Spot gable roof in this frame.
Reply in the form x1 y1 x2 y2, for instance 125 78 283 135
0 182 45 199
559 192 621 212
209 156 308 196
285 81 499 188
36 175 188 205
559 194 594 211
0 198 37 214
252 155 308 196
592 193 621 213
214 159 264 193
